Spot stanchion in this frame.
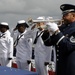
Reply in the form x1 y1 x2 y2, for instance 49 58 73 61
45 61 55 75
12 57 18 68
27 59 36 72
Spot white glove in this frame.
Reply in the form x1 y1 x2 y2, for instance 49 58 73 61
46 22 59 33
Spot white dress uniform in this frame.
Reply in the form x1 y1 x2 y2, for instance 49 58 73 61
0 30 13 67
24 27 52 75
35 31 54 75
12 29 32 70
26 16 53 75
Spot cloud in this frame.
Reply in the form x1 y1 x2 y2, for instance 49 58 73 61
0 0 75 28
0 0 74 15
0 0 26 13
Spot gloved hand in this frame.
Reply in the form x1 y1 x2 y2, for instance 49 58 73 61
46 22 59 34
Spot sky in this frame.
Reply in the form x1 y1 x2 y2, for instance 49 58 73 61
0 0 75 29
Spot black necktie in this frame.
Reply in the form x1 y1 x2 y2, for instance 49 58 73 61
33 31 43 44
0 34 5 38
14 34 23 47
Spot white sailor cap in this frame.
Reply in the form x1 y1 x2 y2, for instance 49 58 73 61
17 20 26 24
0 22 8 26
17 20 29 28
0 22 9 29
37 16 45 20
46 17 53 20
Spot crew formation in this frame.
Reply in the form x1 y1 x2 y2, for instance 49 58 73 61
0 3 75 75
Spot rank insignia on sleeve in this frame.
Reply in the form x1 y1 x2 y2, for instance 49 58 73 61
70 36 75 43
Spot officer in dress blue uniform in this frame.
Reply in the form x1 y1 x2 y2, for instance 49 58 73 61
42 4 75 75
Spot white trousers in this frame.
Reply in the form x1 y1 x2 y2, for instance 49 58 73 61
16 61 29 70
0 57 12 67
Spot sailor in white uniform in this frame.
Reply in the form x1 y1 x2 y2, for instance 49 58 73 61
0 22 13 67
11 20 32 70
25 17 52 75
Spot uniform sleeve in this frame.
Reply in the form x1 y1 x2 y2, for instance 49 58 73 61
8 37 13 58
11 30 18 41
42 30 75 54
41 30 53 46
24 29 36 39
50 32 75 54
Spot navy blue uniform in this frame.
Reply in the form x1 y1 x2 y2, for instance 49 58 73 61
42 21 75 75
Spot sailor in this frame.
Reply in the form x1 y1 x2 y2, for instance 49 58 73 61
34 17 51 75
11 20 32 70
25 16 53 75
0 22 13 67
42 4 75 75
